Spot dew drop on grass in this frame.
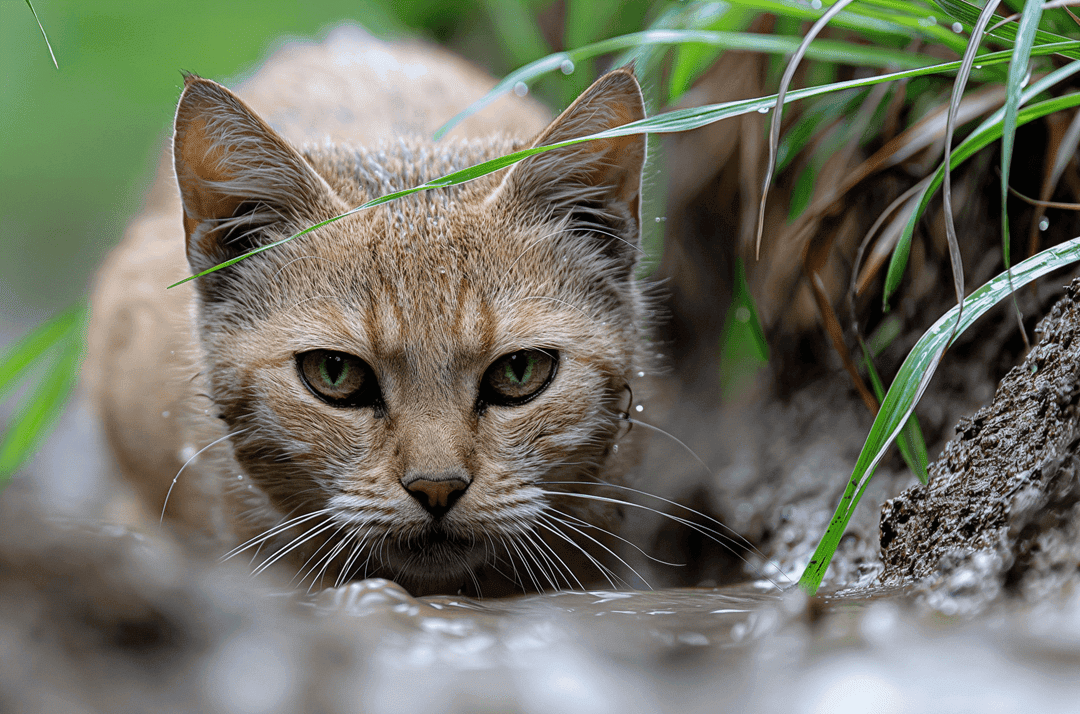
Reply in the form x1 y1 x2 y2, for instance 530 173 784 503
975 65 982 70
810 0 822 10
952 21 963 33
1039 216 1050 231
735 306 752 323
757 106 770 114
654 216 667 223
513 82 528 97
560 59 575 75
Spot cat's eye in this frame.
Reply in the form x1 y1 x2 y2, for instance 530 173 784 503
480 349 557 406
297 350 380 408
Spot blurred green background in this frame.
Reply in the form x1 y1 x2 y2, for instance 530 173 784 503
0 0 652 323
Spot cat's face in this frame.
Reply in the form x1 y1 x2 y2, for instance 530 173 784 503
173 71 647 594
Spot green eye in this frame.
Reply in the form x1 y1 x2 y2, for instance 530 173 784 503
297 350 379 407
481 350 557 406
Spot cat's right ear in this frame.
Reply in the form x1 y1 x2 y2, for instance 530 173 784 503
173 74 340 273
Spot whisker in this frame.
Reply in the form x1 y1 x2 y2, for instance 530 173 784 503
544 478 788 581
623 417 713 479
538 511 649 589
534 515 623 589
252 518 337 577
547 506 685 568
541 490 786 592
221 508 332 562
161 427 251 521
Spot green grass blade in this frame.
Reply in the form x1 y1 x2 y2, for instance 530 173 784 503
884 60 1080 308
860 340 929 483
24 0 58 69
757 0 858 257
719 258 769 400
1001 0 1046 270
0 302 84 403
934 0 1080 58
722 0 970 51
173 42 1080 288
433 28 944 140
0 325 83 488
799 237 1080 595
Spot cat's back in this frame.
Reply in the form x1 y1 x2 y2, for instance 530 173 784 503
85 27 549 533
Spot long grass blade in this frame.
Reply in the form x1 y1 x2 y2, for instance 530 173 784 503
171 42 1080 288
756 0 857 258
799 237 1080 595
434 28 943 140
1001 0 1046 271
934 0 1080 58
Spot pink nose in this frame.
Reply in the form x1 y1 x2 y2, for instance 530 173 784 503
402 475 469 518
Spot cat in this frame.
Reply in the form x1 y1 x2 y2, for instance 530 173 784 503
85 27 650 597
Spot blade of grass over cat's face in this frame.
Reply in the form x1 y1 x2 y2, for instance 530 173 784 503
171 41 1080 288
799 237 1080 596
433 28 943 140
883 61 1080 309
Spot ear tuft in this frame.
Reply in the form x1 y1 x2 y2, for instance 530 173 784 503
173 77 337 272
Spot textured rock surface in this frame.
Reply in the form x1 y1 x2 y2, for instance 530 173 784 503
877 279 1080 611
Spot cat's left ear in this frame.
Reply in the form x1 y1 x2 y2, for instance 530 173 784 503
493 68 647 271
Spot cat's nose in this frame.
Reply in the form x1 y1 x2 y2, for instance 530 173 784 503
402 472 470 519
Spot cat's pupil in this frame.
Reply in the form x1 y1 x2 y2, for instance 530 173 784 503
506 354 533 384
321 355 347 386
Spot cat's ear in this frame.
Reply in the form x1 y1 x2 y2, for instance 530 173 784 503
173 74 340 273
494 68 647 270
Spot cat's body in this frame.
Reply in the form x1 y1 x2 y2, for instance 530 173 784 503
86 27 650 596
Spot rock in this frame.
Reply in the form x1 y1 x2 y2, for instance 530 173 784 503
877 278 1080 608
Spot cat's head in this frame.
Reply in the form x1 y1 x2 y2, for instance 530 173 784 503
173 69 648 594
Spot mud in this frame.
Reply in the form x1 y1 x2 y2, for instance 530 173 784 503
878 278 1080 613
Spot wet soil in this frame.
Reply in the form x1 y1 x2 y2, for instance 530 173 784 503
878 278 1080 613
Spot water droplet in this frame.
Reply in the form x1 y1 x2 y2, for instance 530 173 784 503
654 216 667 223
735 306 752 323
757 106 770 114
437 267 446 274
513 82 528 97
1039 216 1050 231
204 409 210 415
179 445 197 462
810 0 822 9
975 65 982 70
236 474 244 481
560 59 575 75
927 15 937 25
636 371 645 378
952 21 963 33
161 411 170 418
612 444 619 453
635 404 644 413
